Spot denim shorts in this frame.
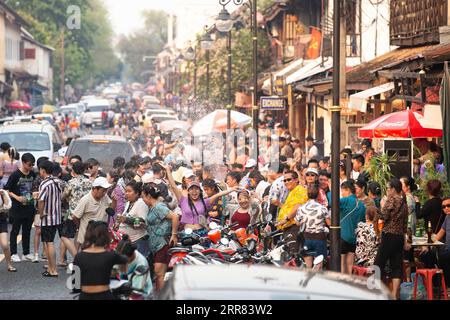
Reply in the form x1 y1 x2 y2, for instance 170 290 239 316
304 239 328 258
135 237 150 258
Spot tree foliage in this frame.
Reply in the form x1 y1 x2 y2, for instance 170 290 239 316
5 0 121 100
193 26 271 105
117 10 168 83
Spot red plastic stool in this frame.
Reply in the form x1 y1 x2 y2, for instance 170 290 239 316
413 269 448 300
352 266 371 277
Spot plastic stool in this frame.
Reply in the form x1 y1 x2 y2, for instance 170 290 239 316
352 266 371 277
413 269 448 300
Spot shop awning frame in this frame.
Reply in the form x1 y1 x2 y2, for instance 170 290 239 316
348 82 395 113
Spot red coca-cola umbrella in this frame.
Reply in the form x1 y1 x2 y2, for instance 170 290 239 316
6 100 32 111
358 109 442 139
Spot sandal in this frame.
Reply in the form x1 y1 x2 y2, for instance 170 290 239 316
42 271 58 277
8 266 17 272
57 262 68 268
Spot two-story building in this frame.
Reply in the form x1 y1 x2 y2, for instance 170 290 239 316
0 1 53 110
21 29 54 107
261 0 395 154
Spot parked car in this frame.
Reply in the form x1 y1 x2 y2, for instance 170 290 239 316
142 95 160 106
0 120 63 161
60 103 85 117
63 135 137 172
157 265 392 300
83 99 111 127
144 109 177 118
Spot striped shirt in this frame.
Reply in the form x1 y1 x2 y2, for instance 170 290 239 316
39 176 63 227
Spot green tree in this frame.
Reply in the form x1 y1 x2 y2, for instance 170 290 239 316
6 0 120 100
193 26 271 105
117 10 168 83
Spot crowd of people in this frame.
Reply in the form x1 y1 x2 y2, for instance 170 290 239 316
0 109 450 300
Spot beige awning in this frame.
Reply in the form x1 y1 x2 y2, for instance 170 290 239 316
348 82 395 113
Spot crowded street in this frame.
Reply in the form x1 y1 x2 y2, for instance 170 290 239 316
1 0 450 304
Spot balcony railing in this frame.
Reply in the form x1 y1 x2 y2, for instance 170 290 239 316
390 0 447 46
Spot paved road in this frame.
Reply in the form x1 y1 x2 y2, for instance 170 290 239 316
0 225 74 300
0 127 108 300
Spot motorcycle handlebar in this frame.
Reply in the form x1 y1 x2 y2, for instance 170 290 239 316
223 222 240 230
265 230 283 238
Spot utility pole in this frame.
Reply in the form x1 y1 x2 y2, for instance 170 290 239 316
227 30 232 130
206 49 210 100
194 46 198 99
330 0 342 273
60 27 65 103
252 0 259 160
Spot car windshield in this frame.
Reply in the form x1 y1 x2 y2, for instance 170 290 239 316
152 116 176 123
0 132 50 152
68 140 135 170
62 108 77 114
87 105 109 112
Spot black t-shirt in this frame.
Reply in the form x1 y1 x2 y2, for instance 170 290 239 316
416 197 445 233
4 169 37 217
73 251 128 286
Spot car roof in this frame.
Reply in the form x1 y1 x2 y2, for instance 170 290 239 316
61 105 79 109
0 122 55 133
86 99 110 106
75 135 127 142
170 265 391 300
146 109 174 113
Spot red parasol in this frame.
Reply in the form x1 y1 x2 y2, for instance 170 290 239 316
358 109 442 139
6 100 32 111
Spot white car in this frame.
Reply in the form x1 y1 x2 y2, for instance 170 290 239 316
84 99 111 126
157 265 392 300
142 95 160 106
0 120 63 161
60 103 85 117
144 109 177 118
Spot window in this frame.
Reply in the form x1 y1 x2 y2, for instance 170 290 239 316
6 37 21 62
345 0 361 57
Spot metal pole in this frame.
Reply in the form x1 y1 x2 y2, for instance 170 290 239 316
330 0 341 272
227 30 232 130
206 50 210 100
194 46 198 99
252 0 259 160
60 28 65 103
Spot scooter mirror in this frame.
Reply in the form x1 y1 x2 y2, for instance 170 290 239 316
220 238 230 246
209 222 218 230
185 228 193 235
265 214 272 223
313 255 324 266
299 222 306 233
247 239 256 252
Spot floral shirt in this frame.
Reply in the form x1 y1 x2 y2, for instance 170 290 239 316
146 202 172 254
355 222 380 267
112 183 126 216
380 194 409 236
64 175 91 219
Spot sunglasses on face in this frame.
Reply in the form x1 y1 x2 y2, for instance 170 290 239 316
306 174 317 177
443 204 450 209
284 178 294 183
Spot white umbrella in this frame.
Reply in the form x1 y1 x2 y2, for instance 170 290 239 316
159 120 191 132
191 109 252 136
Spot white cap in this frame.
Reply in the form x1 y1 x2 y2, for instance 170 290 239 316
183 169 195 179
245 159 258 168
142 172 154 184
92 177 112 189
306 168 319 176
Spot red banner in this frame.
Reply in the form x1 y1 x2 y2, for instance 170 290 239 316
306 27 321 59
